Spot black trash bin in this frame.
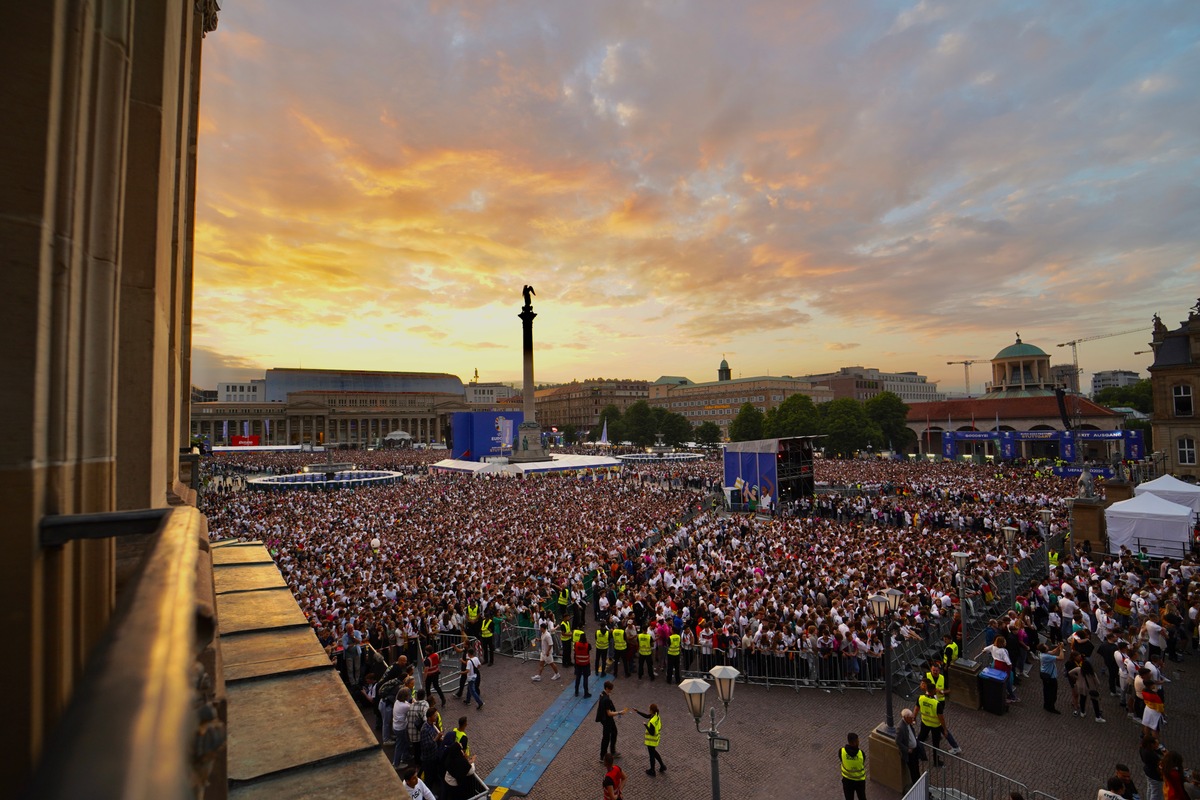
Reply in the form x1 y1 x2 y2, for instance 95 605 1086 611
978 666 1008 715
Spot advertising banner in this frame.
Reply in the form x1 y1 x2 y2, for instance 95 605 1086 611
230 435 260 447
451 411 524 460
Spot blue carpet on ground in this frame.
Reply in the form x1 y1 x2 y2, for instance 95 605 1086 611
485 684 598 796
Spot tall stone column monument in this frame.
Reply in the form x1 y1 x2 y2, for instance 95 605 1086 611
509 285 552 463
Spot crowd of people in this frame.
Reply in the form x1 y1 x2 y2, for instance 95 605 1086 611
199 452 1200 798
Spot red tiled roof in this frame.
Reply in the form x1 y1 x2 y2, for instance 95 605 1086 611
906 395 1118 422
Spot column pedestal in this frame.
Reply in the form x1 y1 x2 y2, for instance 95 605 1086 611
948 658 983 710
867 728 904 793
509 421 552 463
1071 497 1107 553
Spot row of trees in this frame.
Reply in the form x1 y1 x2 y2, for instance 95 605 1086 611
584 401 722 447
574 381 1151 455
728 391 914 457
577 391 915 456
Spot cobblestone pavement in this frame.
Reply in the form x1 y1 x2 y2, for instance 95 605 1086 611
378 650 1197 800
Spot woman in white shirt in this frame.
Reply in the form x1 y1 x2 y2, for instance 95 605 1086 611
984 635 1017 702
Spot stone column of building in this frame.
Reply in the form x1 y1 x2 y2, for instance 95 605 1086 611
1 0 211 789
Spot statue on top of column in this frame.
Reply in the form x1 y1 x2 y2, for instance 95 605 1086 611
522 285 536 312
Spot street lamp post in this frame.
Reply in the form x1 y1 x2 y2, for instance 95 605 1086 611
679 665 739 800
952 551 969 648
1039 508 1053 579
1002 525 1018 609
868 588 904 736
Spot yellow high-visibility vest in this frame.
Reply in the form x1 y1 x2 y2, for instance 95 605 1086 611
840 747 865 781
596 630 610 649
668 634 681 656
638 632 652 656
919 694 940 728
613 629 626 650
481 619 493 638
644 713 661 747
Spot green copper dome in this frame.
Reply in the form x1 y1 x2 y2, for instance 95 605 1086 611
994 336 1047 360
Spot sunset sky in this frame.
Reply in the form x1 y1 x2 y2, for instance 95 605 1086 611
192 0 1200 395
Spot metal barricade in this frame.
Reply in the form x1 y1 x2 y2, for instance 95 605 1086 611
499 624 542 662
680 646 886 694
923 747 1060 800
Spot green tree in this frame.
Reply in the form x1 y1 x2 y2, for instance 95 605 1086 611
658 411 692 445
1094 379 1152 414
622 400 658 446
818 398 881 457
728 402 765 442
694 421 722 446
763 393 821 438
591 404 623 442
561 424 578 445
864 391 915 452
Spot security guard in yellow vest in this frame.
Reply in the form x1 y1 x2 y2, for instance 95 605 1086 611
635 704 666 776
923 664 962 754
612 625 627 679
914 680 945 766
666 630 682 685
453 716 470 757
595 625 611 676
557 586 569 620
839 732 866 800
637 627 656 681
942 635 959 667
560 620 573 669
465 599 481 638
480 615 495 666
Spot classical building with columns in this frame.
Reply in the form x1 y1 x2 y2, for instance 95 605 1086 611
907 335 1124 459
191 368 470 446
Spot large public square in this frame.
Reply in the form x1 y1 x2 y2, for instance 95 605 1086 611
202 451 1200 799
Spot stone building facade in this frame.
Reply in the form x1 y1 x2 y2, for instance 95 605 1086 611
798 366 944 403
1149 303 1200 480
2 2 220 794
649 360 833 440
191 389 468 447
534 379 650 435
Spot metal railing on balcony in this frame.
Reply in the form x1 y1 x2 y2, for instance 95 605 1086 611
26 506 223 800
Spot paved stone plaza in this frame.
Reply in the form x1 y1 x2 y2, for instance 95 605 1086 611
386 645 1199 800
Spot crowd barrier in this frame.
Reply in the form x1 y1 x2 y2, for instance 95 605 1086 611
920 745 1061 800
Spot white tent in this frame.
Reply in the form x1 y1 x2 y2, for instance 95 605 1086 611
1105 492 1193 557
1135 474 1200 514
384 430 413 441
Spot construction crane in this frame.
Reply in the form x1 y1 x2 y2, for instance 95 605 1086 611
946 359 977 397
1056 327 1146 390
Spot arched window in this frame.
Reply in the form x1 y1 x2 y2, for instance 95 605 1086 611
1180 437 1197 466
1174 384 1194 417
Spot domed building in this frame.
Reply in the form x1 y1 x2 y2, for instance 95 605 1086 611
987 334 1056 397
904 333 1134 463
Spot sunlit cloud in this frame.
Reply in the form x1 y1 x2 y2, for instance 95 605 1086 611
191 0 1200 392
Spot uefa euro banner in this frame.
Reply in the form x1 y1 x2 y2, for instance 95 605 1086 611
723 439 779 509
450 411 524 461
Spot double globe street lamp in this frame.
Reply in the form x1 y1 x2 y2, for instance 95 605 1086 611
679 665 739 800
1002 525 1018 607
868 588 904 736
952 551 970 646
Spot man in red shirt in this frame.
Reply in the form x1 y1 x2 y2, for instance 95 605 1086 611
602 753 625 800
